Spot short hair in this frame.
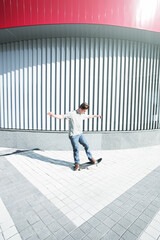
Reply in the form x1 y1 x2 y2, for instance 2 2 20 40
79 102 89 109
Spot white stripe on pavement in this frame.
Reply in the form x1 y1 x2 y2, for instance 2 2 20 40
0 198 22 240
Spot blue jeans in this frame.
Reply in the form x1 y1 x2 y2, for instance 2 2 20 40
69 134 93 164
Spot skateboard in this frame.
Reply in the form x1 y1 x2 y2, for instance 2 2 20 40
78 158 102 171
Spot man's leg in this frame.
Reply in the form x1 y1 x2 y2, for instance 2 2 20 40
69 135 80 166
79 134 95 162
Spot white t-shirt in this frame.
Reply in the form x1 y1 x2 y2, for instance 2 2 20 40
65 110 88 136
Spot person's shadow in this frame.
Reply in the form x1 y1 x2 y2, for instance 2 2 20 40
0 149 74 170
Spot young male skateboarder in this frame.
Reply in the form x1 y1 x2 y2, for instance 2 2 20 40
47 102 102 171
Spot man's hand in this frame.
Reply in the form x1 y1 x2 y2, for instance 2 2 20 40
47 112 53 117
87 115 102 119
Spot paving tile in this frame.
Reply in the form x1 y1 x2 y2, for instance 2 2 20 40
32 221 47 233
81 236 91 240
143 208 157 218
87 217 101 228
134 218 147 230
107 203 119 212
57 216 71 226
121 192 133 201
86 228 102 240
80 212 92 221
112 223 126 236
12 220 30 233
125 198 137 208
63 222 76 233
95 212 108 222
36 229 51 240
44 235 57 240
101 207 113 217
121 230 137 240
128 208 141 218
72 217 84 227
118 217 132 229
138 199 150 208
121 203 133 212
139 213 153 224
54 228 69 240
0 221 15 232
26 234 40 240
101 230 120 240
32 204 44 213
19 226 35 240
96 223 110 235
113 199 125 207
114 207 128 217
139 232 155 240
145 225 160 239
37 210 50 220
6 234 22 240
103 217 116 228
151 199 160 208
26 214 40 225
123 212 137 223
109 212 121 222
117 195 128 204
134 203 147 213
151 219 160 231
50 210 64 220
41 215 55 226
128 224 142 237
47 221 62 233
70 228 86 240
79 222 93 234
3 226 18 239
64 236 75 240
147 204 159 213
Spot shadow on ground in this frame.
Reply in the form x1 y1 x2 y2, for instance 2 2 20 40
0 149 74 170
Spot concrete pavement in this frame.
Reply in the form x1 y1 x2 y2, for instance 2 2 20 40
0 145 160 240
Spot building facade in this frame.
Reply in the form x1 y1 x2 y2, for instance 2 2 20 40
0 0 160 149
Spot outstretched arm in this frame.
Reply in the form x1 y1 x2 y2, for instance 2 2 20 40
87 115 102 119
47 112 66 119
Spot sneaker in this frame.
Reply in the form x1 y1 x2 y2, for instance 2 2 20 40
89 158 96 164
74 164 79 171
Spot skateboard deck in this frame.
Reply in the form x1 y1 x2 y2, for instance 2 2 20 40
78 158 102 171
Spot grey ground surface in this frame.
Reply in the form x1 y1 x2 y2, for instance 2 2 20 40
0 146 160 240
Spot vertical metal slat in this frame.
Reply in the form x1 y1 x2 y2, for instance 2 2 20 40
0 37 160 132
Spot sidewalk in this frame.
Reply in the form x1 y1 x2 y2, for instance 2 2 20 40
0 145 160 240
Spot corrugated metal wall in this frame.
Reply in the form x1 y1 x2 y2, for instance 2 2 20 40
0 38 160 131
